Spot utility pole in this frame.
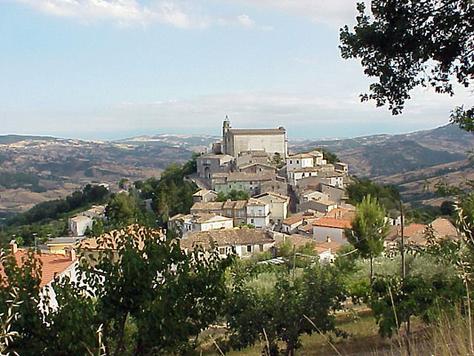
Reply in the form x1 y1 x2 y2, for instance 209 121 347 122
400 200 406 279
400 200 411 354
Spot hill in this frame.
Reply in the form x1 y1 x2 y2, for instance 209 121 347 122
290 124 474 206
0 135 194 216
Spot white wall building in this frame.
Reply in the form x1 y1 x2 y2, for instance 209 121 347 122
254 192 289 225
246 198 270 228
68 215 93 236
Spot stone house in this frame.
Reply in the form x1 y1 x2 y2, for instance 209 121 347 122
234 150 271 168
180 228 275 258
211 172 275 196
191 200 248 226
192 189 218 203
197 153 233 180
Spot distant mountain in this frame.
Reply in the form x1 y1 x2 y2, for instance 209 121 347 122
117 134 218 152
0 135 195 215
290 124 474 206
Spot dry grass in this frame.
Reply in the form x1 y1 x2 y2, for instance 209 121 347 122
200 309 474 356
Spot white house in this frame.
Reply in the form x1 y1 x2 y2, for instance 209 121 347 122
68 215 93 236
246 198 270 228
3 241 78 311
287 167 320 186
254 192 290 225
169 213 233 237
287 153 315 172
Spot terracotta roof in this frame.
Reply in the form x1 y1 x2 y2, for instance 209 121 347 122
1 250 75 288
386 223 426 242
314 241 344 253
274 234 342 254
180 229 274 250
78 225 164 251
313 217 352 229
192 201 228 211
223 200 248 210
431 217 458 237
282 214 305 226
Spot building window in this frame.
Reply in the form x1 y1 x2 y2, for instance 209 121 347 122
259 244 264 252
251 218 254 223
247 245 252 252
219 247 226 255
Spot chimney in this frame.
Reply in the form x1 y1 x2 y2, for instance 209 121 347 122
9 240 18 254
65 247 76 261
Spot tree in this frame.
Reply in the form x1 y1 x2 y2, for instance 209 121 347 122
225 265 345 355
346 178 400 211
216 189 250 202
370 273 464 337
321 149 339 164
340 0 473 130
1 225 232 355
347 195 390 281
105 192 141 228
272 153 285 169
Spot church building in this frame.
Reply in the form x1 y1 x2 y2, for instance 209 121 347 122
221 117 288 158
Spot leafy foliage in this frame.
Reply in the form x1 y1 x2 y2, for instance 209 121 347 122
321 149 340 164
340 0 473 125
216 189 250 202
370 273 465 337
346 195 390 280
0 225 232 355
346 177 400 211
138 164 198 225
225 265 345 355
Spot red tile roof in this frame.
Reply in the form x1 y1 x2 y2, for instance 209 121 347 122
313 217 352 229
1 249 75 288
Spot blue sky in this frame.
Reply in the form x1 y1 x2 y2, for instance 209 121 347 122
0 0 471 140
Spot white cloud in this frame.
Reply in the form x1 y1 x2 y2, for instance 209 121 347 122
227 0 361 27
16 0 155 26
217 13 272 30
13 0 272 29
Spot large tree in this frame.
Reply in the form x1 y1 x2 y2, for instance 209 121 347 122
347 195 390 281
0 225 232 355
340 0 473 130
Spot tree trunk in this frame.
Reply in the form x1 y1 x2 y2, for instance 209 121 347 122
370 255 374 282
113 313 128 356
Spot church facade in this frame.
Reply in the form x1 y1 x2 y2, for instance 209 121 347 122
222 118 288 158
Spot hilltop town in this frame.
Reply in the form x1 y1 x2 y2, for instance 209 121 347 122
0 119 467 356
10 118 459 274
